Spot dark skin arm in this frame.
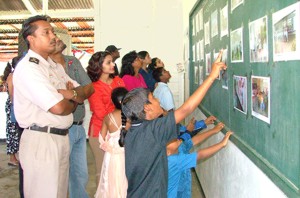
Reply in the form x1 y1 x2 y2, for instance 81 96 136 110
58 82 94 104
196 131 233 161
49 99 77 115
192 122 224 145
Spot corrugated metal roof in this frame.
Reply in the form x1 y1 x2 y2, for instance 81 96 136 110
0 0 95 57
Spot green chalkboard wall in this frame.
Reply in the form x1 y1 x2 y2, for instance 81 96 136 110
189 0 300 197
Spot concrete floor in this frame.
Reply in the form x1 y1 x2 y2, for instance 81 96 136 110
0 140 205 198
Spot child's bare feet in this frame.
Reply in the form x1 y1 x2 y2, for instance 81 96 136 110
204 115 216 125
221 131 233 147
212 122 225 133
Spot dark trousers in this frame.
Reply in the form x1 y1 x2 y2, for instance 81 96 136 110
18 125 24 198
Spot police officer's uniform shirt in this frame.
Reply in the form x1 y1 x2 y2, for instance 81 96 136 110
13 49 79 129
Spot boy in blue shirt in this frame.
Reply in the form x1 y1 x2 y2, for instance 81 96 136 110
167 122 233 198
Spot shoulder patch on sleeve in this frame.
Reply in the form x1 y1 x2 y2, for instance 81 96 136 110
29 57 39 64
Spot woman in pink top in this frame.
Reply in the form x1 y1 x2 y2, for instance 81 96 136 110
86 51 125 185
119 51 147 91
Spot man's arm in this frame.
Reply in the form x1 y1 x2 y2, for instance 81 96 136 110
49 98 77 115
76 83 94 100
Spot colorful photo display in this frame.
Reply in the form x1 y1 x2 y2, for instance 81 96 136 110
233 75 247 114
231 0 244 12
220 48 228 89
220 4 229 37
205 53 211 75
272 2 300 61
249 16 269 62
231 27 244 62
251 76 270 124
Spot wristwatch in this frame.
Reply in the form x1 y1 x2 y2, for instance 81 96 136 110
72 90 78 99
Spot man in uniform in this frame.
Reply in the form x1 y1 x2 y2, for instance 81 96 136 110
49 38 94 198
13 15 85 198
105 44 121 75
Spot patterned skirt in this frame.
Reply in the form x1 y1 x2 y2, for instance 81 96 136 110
5 97 20 155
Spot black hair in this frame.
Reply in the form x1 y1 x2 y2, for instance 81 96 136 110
3 56 22 81
118 88 151 147
152 67 164 82
137 51 148 59
119 51 138 77
148 57 158 71
118 111 127 147
21 15 49 49
111 87 128 110
86 51 114 82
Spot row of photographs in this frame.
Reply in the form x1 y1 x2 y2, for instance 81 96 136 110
191 2 300 62
194 65 270 124
192 0 243 36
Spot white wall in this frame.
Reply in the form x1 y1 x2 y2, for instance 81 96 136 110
96 0 184 108
182 1 287 197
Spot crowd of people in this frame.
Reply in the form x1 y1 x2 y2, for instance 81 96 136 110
2 15 232 198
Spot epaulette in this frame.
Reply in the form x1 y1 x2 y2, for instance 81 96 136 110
29 57 39 64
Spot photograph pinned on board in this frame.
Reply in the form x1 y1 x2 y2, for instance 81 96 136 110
211 10 218 38
192 18 196 36
199 39 204 61
199 8 203 31
199 66 204 85
193 44 196 62
233 75 247 114
220 4 229 38
196 41 200 61
220 48 229 89
194 66 199 85
272 2 300 61
205 53 211 75
231 27 244 62
251 76 270 124
205 21 210 45
249 16 269 62
231 0 244 12
195 13 199 34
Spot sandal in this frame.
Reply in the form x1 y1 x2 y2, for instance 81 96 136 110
8 161 19 167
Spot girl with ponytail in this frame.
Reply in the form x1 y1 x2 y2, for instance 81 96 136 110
95 87 128 198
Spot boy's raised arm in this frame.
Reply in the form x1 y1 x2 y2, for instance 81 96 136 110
174 51 226 124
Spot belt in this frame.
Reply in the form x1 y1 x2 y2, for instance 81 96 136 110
27 125 68 136
73 120 83 125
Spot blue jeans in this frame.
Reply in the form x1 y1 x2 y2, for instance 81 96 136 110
68 125 89 198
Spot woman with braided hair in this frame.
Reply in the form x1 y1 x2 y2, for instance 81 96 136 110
95 87 129 198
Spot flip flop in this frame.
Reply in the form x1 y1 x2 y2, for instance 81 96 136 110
8 161 19 167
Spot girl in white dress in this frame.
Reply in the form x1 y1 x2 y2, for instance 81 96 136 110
95 87 129 198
